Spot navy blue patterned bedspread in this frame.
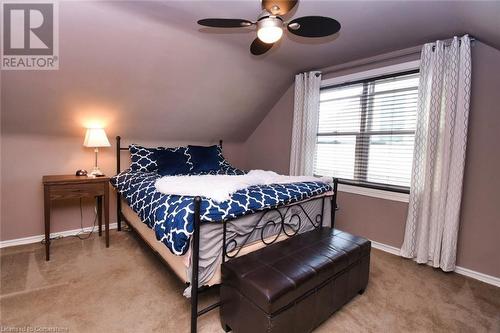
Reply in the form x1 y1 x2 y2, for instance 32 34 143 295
110 168 332 255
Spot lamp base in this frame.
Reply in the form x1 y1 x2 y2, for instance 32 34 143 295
89 166 105 177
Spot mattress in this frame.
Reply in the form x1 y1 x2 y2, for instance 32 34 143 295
121 193 333 290
111 169 332 256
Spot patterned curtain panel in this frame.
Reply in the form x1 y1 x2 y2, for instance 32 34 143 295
290 71 322 176
400 35 472 271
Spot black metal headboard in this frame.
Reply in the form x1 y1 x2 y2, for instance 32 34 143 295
115 136 223 174
114 135 224 231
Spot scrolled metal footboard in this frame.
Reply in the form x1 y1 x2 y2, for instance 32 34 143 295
221 194 332 262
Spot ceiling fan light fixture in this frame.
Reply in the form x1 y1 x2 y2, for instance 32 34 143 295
257 16 283 44
197 0 341 56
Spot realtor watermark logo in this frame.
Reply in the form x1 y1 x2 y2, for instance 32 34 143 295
1 1 59 70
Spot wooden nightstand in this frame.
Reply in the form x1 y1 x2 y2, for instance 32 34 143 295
42 175 110 261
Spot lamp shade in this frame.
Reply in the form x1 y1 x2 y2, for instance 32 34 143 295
83 128 111 148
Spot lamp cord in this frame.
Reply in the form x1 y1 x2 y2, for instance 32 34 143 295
41 199 98 244
73 198 97 240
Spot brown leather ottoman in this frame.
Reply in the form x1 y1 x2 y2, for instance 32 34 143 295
220 228 371 333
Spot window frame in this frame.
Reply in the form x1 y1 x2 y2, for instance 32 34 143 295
318 60 420 202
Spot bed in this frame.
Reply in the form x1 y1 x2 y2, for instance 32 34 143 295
112 136 339 333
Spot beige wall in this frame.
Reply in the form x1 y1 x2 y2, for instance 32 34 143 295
0 133 246 241
243 42 500 278
245 86 295 175
454 43 500 278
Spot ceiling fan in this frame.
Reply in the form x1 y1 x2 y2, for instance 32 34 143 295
197 0 341 55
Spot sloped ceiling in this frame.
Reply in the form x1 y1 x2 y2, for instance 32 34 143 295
2 0 499 142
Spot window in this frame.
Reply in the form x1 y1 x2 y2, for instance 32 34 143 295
314 69 419 192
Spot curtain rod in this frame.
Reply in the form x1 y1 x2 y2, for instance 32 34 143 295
431 35 477 50
313 35 478 77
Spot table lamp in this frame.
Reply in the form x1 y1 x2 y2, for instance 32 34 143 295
83 127 111 177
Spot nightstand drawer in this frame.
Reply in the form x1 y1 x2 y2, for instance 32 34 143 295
49 183 105 200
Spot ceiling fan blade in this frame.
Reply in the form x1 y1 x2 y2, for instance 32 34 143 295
197 18 253 28
262 0 298 15
287 16 341 37
250 38 274 55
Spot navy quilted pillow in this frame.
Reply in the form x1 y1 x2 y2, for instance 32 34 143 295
155 149 191 176
187 145 221 173
129 144 191 172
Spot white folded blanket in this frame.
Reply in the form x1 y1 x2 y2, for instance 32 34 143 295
154 170 331 203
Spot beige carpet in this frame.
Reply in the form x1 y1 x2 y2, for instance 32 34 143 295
1 230 499 333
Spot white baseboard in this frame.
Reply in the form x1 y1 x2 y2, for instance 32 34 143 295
370 240 401 256
453 266 500 288
0 223 118 249
370 240 500 288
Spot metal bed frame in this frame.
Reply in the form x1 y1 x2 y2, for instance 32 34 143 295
114 136 339 333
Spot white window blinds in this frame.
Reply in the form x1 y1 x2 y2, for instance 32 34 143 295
314 70 420 190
